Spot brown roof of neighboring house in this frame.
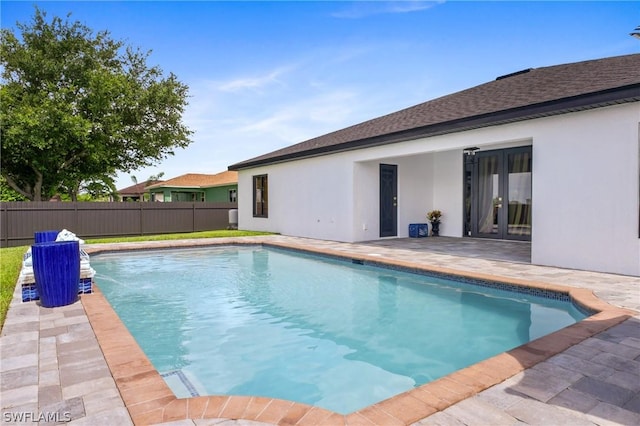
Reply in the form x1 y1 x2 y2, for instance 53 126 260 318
229 54 640 170
118 181 163 196
145 171 238 189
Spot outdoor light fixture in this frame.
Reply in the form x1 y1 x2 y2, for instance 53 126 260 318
463 147 480 156
631 26 640 40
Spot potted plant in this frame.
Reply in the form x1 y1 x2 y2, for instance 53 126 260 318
427 210 442 236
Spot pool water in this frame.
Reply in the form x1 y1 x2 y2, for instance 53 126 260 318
92 246 586 414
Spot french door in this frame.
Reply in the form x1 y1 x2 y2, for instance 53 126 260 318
466 147 532 240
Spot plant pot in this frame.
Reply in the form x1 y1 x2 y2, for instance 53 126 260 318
34 230 59 243
32 241 80 308
430 221 440 236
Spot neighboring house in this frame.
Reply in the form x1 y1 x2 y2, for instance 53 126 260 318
229 54 640 276
145 171 238 203
117 181 163 202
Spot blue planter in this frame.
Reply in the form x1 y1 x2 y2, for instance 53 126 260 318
34 230 59 243
409 223 429 238
32 241 80 308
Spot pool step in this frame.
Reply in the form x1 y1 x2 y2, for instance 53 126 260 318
161 369 201 398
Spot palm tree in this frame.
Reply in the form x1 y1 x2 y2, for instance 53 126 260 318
142 172 165 202
127 172 164 201
145 172 165 186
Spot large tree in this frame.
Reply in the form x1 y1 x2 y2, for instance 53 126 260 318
0 8 193 201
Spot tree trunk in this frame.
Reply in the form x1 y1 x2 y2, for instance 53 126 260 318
33 170 44 201
3 174 36 201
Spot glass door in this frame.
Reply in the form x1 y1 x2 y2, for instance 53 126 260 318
476 153 501 237
466 146 532 240
506 149 532 238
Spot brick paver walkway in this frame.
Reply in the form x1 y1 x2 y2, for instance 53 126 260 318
1 298 132 425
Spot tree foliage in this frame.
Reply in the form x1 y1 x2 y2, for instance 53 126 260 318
0 7 193 201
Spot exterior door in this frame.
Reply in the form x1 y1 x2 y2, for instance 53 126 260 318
467 147 532 240
380 164 398 237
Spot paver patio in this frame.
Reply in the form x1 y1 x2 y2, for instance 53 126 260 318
1 235 638 425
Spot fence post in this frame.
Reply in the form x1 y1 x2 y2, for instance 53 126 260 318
1 203 7 248
139 201 144 236
74 202 79 232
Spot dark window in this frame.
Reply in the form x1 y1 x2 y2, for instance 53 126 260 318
229 189 237 203
253 175 268 217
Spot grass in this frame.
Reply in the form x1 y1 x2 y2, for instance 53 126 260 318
0 230 272 330
0 246 27 328
84 229 272 244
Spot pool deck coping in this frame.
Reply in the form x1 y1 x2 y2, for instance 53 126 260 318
82 237 635 425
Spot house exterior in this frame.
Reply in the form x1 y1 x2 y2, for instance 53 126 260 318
117 181 163 201
229 54 640 276
145 171 238 203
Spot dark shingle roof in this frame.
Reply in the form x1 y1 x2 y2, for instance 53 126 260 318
118 181 163 196
229 54 640 170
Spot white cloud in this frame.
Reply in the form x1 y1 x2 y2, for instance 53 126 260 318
216 66 294 92
238 89 359 143
332 1 442 19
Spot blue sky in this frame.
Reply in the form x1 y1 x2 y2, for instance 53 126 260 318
2 1 639 190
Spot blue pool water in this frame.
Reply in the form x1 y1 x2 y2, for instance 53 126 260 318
92 246 587 414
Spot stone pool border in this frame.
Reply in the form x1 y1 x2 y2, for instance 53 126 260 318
83 239 636 425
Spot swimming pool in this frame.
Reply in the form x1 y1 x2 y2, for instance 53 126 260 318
92 245 587 414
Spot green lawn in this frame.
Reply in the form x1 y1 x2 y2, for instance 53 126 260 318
0 246 27 328
84 229 271 244
0 230 272 330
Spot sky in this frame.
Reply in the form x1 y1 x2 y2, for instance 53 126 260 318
2 1 639 190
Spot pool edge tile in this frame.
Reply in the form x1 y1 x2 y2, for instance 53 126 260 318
200 395 231 418
114 370 166 392
254 399 295 424
162 398 188 422
294 406 336 425
238 396 272 420
354 404 405 426
278 402 313 425
374 393 438 424
408 386 455 411
127 395 176 421
186 396 210 419
218 395 252 419
131 407 164 425
344 412 378 426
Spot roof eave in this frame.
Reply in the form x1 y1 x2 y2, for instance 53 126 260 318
148 182 237 190
201 182 237 188
229 84 640 171
148 185 204 190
